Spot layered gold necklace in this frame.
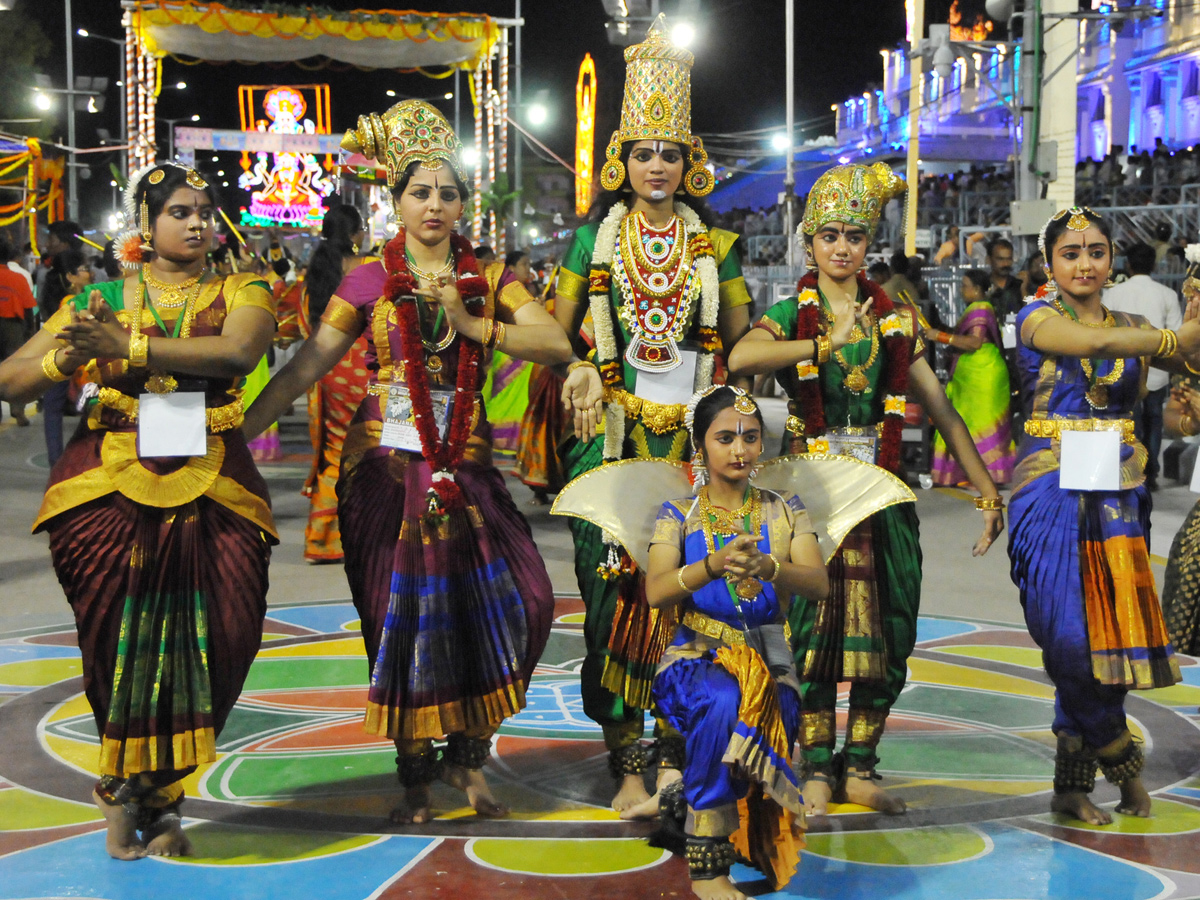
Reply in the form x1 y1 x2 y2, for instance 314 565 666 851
133 268 205 394
819 289 878 394
143 267 205 310
698 486 764 600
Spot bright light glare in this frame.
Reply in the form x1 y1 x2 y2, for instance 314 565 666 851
107 213 120 231
527 103 548 126
386 89 397 98
176 81 187 90
34 93 51 111
444 92 453 100
461 145 480 167
190 114 200 122
771 133 790 152
671 22 696 48
77 28 89 37
528 226 538 238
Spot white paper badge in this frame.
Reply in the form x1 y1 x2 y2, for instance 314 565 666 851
380 384 455 452
1001 322 1017 350
633 349 699 406
1059 430 1121 491
1188 448 1200 494
138 392 207 458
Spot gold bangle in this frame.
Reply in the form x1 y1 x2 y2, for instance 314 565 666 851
493 321 507 349
764 552 781 583
1156 328 1179 359
974 496 1005 511
480 317 494 348
676 566 694 594
128 333 149 368
1182 414 1200 437
567 359 596 374
815 334 831 365
1185 360 1200 377
41 348 70 382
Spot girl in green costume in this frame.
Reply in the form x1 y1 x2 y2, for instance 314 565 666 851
728 163 1004 816
556 20 753 815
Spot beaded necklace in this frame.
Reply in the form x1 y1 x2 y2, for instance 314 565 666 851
819 286 878 394
698 485 763 600
1052 295 1123 409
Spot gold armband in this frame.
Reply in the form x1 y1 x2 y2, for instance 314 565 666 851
974 496 1005 511
128 333 149 368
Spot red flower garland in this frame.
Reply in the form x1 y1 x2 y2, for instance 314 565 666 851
792 271 912 473
381 229 488 515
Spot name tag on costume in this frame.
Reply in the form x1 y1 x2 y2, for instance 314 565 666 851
827 433 878 465
633 350 698 406
1059 430 1120 491
380 384 454 452
138 392 207 457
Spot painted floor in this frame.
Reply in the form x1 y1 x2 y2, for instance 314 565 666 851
2 599 1200 899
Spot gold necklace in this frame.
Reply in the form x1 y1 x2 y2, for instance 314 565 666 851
405 250 455 283
820 289 878 394
1052 296 1123 409
144 267 205 310
621 211 687 299
132 271 204 394
699 486 763 600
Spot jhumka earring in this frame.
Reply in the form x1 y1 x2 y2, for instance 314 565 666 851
692 449 708 491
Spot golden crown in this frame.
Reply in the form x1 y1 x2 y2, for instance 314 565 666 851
341 99 463 189
800 163 906 238
599 17 713 197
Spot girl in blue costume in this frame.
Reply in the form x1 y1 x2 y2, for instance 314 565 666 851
645 385 827 900
1009 206 1200 824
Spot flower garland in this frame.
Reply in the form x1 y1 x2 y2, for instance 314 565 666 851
381 228 488 518
587 201 721 462
791 271 912 474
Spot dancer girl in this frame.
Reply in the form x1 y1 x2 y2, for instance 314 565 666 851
0 163 278 859
646 385 822 900
555 19 754 813
1009 206 1200 823
243 100 569 823
727 163 1004 815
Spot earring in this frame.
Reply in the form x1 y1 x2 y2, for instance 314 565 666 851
749 464 761 481
805 259 818 272
1103 275 1115 288
691 450 708 491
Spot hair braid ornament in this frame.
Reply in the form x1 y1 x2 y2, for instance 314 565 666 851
381 228 488 520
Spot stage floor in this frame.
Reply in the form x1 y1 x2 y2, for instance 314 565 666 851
2 598 1199 900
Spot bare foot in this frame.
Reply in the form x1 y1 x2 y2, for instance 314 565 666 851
612 772 652 813
1116 777 1152 817
842 775 906 815
442 765 508 818
91 789 145 861
620 768 681 820
691 874 746 900
389 784 433 824
1051 790 1112 825
144 813 192 858
802 778 833 816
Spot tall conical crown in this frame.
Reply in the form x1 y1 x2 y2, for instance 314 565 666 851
341 99 463 189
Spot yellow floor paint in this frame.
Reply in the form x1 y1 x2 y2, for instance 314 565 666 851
1034 798 1200 835
935 646 1044 669
256 638 366 659
178 824 383 865
806 825 989 866
555 612 586 625
0 786 100 830
0 658 83 687
907 658 1056 700
468 837 668 876
1139 683 1200 707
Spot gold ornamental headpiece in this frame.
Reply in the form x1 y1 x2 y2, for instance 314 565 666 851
341 99 463 189
800 163 906 239
684 385 760 445
599 16 714 197
1037 205 1099 260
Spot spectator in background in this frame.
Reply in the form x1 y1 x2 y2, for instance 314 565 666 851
934 225 961 265
880 250 918 307
1151 222 1172 268
984 238 1023 322
211 245 234 276
4 234 33 293
1018 250 1048 297
38 249 92 462
1104 241 1182 491
474 244 496 265
867 261 891 285
36 221 83 317
0 238 36 425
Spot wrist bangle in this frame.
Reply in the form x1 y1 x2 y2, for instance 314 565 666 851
935 331 952 345
493 321 507 349
974 496 1005 511
567 360 596 374
1182 414 1200 437
41 348 70 382
1186 360 1200 377
815 334 831 365
676 566 694 594
1156 328 1179 359
764 552 781 584
702 554 719 581
480 317 495 348
128 333 149 368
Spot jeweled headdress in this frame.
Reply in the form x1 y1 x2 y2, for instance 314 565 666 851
114 162 211 271
599 16 713 197
800 163 906 239
341 99 463 189
684 384 759 445
1037 205 1098 259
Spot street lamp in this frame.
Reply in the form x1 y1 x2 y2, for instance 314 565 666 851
33 92 51 111
76 28 128 180
527 103 548 127
771 132 790 152
670 21 696 48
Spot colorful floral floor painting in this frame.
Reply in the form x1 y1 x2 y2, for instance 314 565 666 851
3 600 1200 900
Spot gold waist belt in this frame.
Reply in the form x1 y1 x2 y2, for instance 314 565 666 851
1023 417 1135 443
603 387 686 435
786 417 883 438
682 610 747 646
95 387 243 433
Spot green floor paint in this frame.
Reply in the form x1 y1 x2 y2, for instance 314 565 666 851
201 749 396 801
178 823 380 864
895 684 1054 729
883 733 1051 779
805 825 988 866
0 787 100 830
242 658 367 691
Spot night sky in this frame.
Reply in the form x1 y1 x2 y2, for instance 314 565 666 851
24 0 909 225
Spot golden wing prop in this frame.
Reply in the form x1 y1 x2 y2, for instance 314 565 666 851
550 454 915 570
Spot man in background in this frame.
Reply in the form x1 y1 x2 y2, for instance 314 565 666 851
0 238 36 425
1105 241 1182 490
